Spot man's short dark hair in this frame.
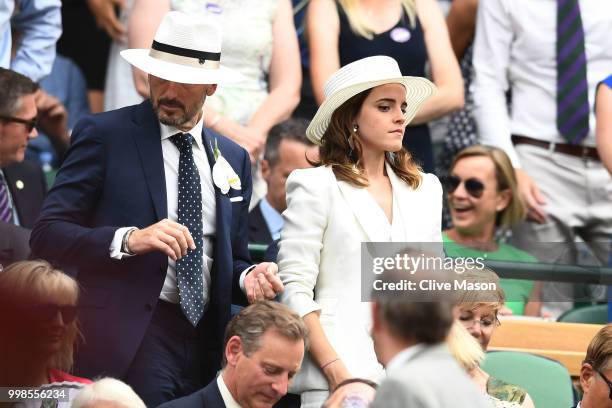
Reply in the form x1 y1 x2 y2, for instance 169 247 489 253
263 118 314 167
0 68 39 117
371 253 455 345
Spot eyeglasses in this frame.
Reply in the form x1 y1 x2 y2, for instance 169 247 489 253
458 315 498 329
0 115 37 133
597 369 612 400
27 304 78 324
443 175 485 198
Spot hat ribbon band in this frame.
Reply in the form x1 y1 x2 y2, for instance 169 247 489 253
149 40 221 69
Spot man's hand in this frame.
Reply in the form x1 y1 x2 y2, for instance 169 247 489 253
127 219 196 261
244 262 284 303
35 90 69 142
515 168 547 224
87 0 126 42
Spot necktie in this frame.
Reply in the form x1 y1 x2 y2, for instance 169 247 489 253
556 0 590 144
0 172 14 223
170 133 204 326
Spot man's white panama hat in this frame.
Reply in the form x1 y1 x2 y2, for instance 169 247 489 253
121 11 241 84
306 56 436 145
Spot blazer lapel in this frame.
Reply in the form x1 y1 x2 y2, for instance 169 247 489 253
336 179 389 242
202 127 231 232
131 101 167 220
386 163 414 242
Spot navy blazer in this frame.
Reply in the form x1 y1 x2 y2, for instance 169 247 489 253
248 201 273 245
157 378 225 408
3 160 47 228
30 100 252 379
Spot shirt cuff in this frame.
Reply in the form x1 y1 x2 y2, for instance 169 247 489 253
109 227 137 259
239 265 257 293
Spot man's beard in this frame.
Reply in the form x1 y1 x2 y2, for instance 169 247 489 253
153 98 200 127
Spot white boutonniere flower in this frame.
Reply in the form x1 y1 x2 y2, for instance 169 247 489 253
211 138 242 194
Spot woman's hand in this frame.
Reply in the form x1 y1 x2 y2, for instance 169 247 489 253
324 382 376 408
212 118 266 163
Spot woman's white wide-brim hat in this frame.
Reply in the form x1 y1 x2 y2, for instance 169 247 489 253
121 11 242 85
306 56 436 145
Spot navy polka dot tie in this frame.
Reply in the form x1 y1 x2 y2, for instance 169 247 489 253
171 133 204 326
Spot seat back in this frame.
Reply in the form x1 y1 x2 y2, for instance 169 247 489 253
482 351 574 408
557 304 608 324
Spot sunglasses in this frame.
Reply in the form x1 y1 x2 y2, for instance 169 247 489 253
0 115 38 133
25 304 78 324
444 175 485 198
597 369 612 400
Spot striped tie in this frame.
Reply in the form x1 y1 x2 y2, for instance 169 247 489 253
0 172 14 223
556 0 590 144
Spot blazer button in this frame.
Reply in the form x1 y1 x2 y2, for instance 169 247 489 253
145 303 153 311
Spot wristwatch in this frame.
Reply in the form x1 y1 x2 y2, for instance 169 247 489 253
121 227 137 255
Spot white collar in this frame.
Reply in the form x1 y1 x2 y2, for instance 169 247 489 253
217 373 242 408
385 343 426 375
159 112 206 152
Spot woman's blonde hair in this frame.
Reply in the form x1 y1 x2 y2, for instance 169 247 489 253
454 266 505 315
450 145 526 228
339 0 417 39
315 88 422 189
0 260 80 371
447 321 484 371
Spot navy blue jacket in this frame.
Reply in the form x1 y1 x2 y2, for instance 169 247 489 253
158 378 225 408
30 100 252 379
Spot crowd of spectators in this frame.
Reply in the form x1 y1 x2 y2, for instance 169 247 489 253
0 0 611 407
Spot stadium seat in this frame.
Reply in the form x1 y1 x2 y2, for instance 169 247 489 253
557 304 608 324
482 351 574 408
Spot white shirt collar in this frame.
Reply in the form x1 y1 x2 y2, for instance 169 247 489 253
217 373 242 408
159 113 206 153
385 343 426 375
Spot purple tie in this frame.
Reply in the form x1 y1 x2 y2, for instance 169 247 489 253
556 0 590 144
0 172 14 223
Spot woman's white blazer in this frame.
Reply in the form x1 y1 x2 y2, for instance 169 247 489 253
278 164 443 392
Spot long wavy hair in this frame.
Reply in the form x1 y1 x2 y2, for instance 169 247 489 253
315 88 422 189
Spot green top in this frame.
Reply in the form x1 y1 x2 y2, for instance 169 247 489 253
443 233 536 315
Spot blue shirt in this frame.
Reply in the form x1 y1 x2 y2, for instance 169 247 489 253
259 197 283 241
1 0 62 81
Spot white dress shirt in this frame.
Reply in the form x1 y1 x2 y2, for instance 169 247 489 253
472 0 612 167
217 374 241 408
110 115 217 306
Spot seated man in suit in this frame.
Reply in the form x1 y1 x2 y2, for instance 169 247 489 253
369 265 491 408
577 324 612 408
30 11 283 406
159 301 307 408
327 260 490 408
249 118 317 245
0 68 47 266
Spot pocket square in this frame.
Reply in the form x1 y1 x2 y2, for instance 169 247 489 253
230 196 243 202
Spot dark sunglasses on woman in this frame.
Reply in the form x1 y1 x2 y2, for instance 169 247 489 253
443 175 485 198
27 304 78 324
